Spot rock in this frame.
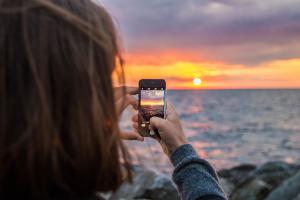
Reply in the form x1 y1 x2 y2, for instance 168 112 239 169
265 170 300 200
231 178 272 200
218 164 256 186
230 161 300 200
294 193 300 200
109 170 180 200
250 161 300 187
219 178 235 196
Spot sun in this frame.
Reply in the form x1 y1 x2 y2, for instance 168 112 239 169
193 77 202 86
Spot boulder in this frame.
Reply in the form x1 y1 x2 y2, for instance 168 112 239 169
230 161 300 200
231 178 272 200
109 170 180 200
265 170 300 200
218 164 256 186
294 193 300 200
219 178 235 196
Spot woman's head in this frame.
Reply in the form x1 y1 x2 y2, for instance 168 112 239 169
0 0 130 198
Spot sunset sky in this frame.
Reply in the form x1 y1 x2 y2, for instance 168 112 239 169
102 0 300 89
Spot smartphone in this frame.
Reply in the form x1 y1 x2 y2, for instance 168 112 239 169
138 79 166 137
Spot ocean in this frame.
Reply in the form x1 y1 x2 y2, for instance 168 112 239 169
121 89 300 173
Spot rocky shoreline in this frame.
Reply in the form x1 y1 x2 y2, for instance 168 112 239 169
104 161 300 200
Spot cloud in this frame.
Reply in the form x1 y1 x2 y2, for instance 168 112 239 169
101 0 300 65
119 57 300 89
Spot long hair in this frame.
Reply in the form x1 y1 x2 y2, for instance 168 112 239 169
0 0 130 198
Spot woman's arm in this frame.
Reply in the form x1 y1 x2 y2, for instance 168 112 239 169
149 103 227 200
132 102 227 200
171 144 227 200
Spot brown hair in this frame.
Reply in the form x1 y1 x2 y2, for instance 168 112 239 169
0 0 130 198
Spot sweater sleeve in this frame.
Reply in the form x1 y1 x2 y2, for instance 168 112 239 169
171 144 227 200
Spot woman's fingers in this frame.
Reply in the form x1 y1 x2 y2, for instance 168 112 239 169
115 94 138 116
114 86 143 142
120 131 144 141
132 122 138 130
131 113 138 122
114 86 138 101
114 86 138 116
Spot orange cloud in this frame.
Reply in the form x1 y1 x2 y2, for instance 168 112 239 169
117 52 300 89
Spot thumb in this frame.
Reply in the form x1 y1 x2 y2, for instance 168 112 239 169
150 117 169 133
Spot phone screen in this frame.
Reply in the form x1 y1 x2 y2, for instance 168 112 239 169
139 87 166 135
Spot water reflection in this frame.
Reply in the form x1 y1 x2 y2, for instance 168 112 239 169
121 90 300 173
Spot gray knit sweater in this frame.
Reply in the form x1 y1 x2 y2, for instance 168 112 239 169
171 144 227 200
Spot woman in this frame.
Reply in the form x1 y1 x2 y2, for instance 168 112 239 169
0 0 227 199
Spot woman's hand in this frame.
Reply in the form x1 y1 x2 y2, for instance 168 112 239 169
132 102 188 157
114 86 144 141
